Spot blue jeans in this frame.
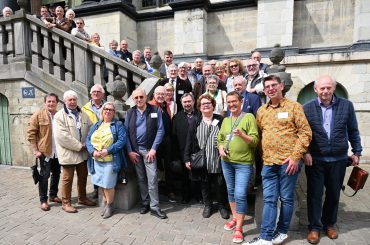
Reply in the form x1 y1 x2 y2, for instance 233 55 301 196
260 163 301 241
221 160 253 214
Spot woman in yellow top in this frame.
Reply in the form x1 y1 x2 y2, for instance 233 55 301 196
86 102 127 218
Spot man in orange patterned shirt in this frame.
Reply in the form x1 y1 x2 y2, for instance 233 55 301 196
245 74 312 245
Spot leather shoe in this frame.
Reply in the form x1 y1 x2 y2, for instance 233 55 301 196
41 202 50 211
150 209 167 219
140 205 150 214
325 227 338 239
78 198 96 206
307 231 320 244
62 204 77 213
202 205 212 218
219 208 230 219
49 196 62 203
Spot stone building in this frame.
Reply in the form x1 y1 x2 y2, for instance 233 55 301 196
0 0 369 166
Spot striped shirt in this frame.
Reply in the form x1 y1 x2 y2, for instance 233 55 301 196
256 97 312 165
196 120 221 173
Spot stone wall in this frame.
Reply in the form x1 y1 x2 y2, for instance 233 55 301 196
293 0 355 48
0 80 63 167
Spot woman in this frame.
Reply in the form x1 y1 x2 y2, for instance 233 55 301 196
215 61 228 84
225 59 244 93
130 50 147 70
217 91 259 243
91 33 104 49
164 82 177 117
184 94 229 219
65 9 76 33
203 75 227 116
108 40 120 57
86 102 127 219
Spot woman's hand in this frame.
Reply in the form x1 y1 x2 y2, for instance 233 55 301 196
93 150 101 158
185 162 191 170
100 149 109 158
219 146 227 157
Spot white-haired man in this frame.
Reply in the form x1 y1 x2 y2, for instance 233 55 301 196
2 6 13 17
54 90 96 213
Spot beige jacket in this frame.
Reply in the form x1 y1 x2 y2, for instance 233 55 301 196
27 108 52 156
54 106 92 165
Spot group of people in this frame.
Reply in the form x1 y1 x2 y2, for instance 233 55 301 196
21 4 363 245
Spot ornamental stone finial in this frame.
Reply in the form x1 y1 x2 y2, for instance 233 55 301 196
106 75 129 119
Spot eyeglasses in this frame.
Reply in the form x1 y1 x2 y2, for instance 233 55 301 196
103 108 114 112
133 95 144 100
229 64 238 68
76 22 83 25
264 83 279 90
91 91 102 94
201 102 212 106
247 64 258 69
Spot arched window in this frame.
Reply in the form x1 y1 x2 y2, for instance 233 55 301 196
297 81 348 105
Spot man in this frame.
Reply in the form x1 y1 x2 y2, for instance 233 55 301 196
82 84 105 198
37 6 50 19
193 63 213 101
27 93 62 211
172 93 199 204
130 50 147 70
54 90 96 213
230 76 261 117
303 75 362 244
251 51 268 74
159 64 192 112
119 40 132 62
42 6 71 32
141 47 153 72
208 59 217 69
148 86 175 202
159 50 173 78
245 59 265 103
245 74 312 245
189 58 204 86
71 18 90 42
125 89 167 219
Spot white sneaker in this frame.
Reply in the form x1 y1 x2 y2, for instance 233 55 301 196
242 237 272 245
272 233 288 244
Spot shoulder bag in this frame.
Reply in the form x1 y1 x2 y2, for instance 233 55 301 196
190 126 212 170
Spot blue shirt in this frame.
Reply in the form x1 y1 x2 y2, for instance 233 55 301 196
125 107 164 152
318 97 335 140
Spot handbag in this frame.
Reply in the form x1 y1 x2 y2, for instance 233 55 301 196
342 166 368 197
30 158 41 185
190 126 212 170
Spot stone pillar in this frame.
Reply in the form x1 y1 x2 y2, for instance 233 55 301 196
352 0 370 48
256 0 294 48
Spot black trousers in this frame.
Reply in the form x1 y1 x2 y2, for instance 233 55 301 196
38 157 61 203
201 173 228 209
305 158 347 231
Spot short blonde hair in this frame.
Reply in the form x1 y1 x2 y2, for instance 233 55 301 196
100 101 116 120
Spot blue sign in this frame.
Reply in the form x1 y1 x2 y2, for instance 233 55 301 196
22 87 35 98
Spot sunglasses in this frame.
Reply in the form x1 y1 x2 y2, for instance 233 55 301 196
133 95 144 100
247 64 258 69
230 64 238 68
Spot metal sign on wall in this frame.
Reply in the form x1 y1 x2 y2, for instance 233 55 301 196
22 87 35 98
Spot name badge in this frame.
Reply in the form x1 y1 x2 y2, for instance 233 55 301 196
178 90 184 95
126 58 131 62
150 113 158 118
211 119 219 126
277 112 288 119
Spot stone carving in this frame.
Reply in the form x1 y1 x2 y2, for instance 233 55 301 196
267 44 293 94
150 54 163 78
106 75 128 119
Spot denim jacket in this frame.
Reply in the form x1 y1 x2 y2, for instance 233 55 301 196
86 119 127 174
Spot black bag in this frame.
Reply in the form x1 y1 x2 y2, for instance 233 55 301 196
191 149 206 170
30 158 41 185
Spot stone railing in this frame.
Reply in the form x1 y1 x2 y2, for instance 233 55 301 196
0 9 154 104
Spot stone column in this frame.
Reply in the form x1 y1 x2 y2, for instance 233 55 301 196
352 0 370 48
256 0 294 48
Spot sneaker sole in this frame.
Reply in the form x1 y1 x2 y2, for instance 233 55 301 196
224 225 236 231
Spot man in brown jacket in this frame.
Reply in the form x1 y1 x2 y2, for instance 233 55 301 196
27 93 62 211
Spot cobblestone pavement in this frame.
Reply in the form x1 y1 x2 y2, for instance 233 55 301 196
0 165 369 245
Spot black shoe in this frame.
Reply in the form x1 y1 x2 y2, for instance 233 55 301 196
202 205 212 218
150 209 168 219
219 208 230 219
92 189 98 199
168 193 177 203
181 198 190 204
140 205 150 214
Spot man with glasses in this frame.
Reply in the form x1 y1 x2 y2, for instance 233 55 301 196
245 75 312 245
82 84 106 198
125 89 167 219
71 18 90 42
251 51 268 74
245 59 265 103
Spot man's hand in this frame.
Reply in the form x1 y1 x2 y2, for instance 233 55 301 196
185 162 191 170
93 151 101 158
283 157 299 175
128 152 140 164
303 153 312 166
351 154 360 166
146 149 156 163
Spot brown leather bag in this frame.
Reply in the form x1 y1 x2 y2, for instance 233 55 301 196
342 166 368 197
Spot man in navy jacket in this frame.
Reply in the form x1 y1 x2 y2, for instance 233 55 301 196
303 75 362 244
